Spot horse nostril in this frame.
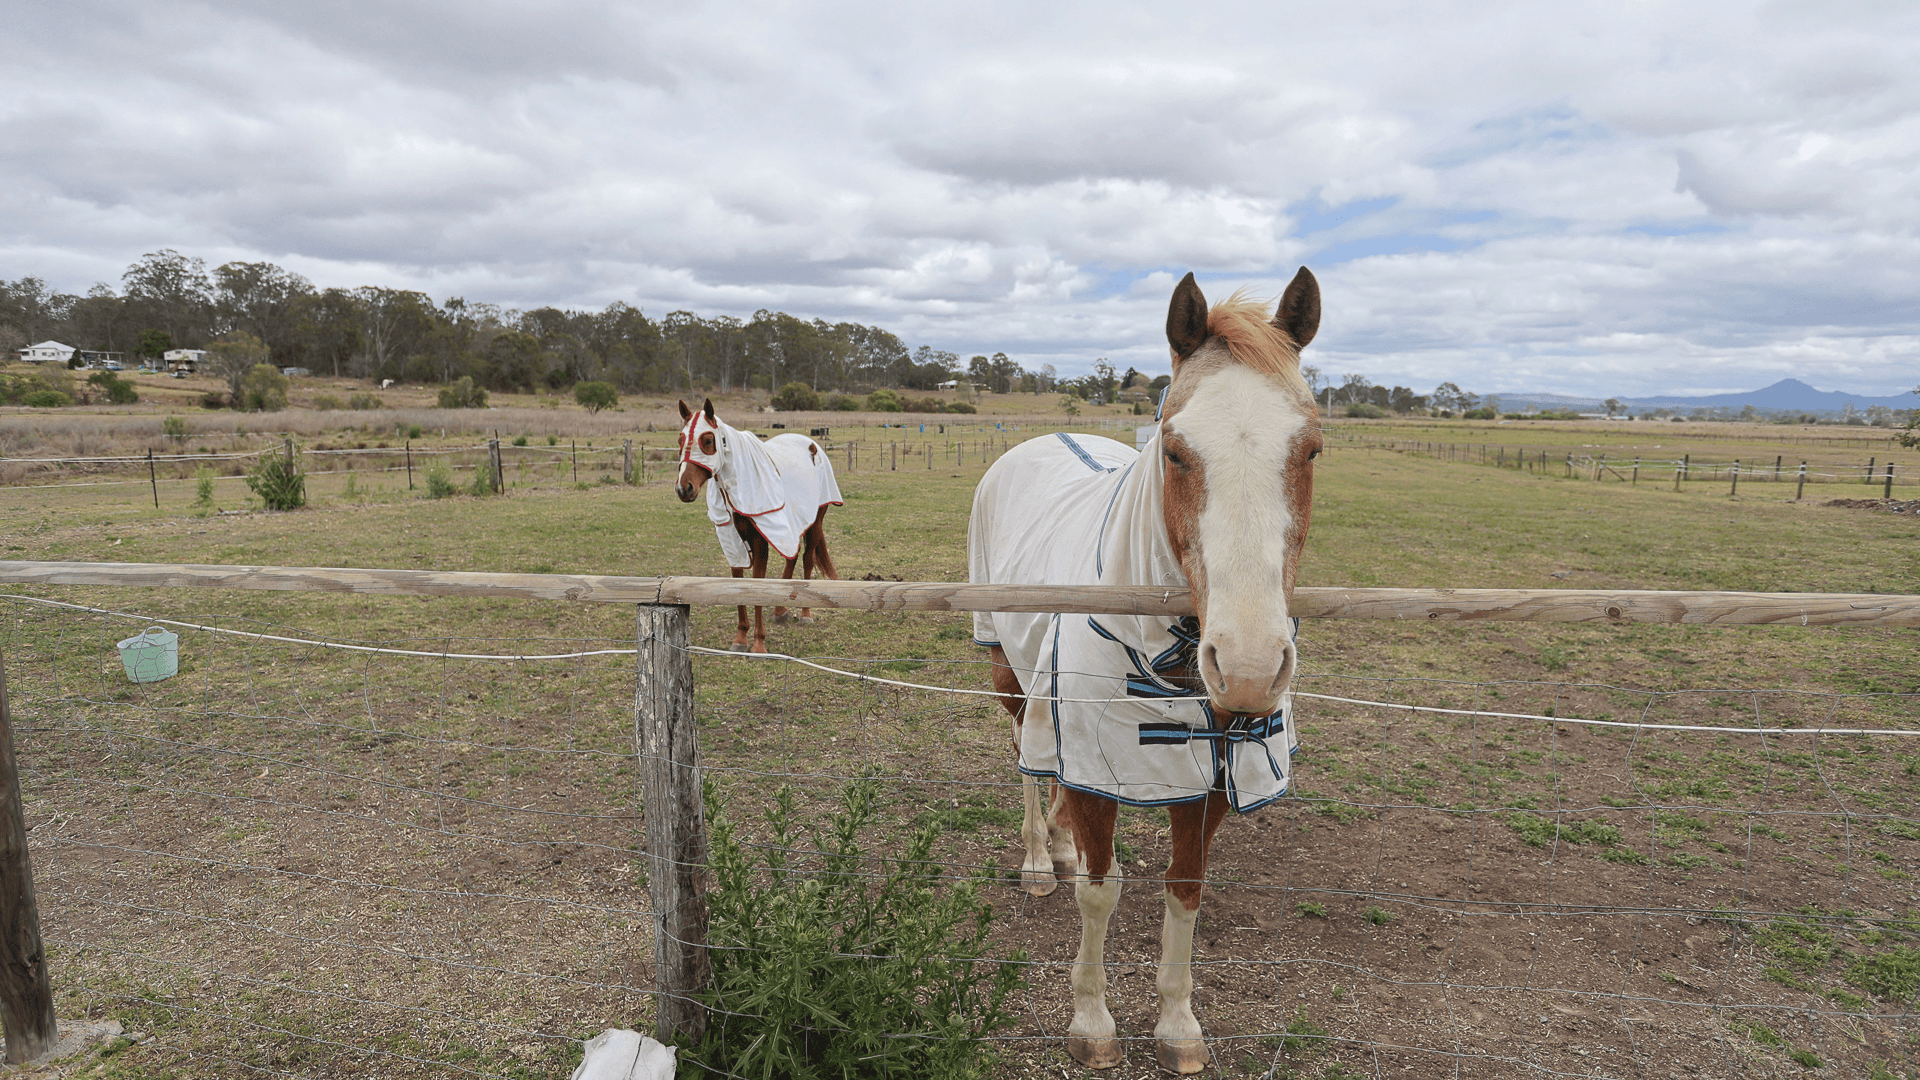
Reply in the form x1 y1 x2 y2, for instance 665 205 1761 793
1200 642 1223 691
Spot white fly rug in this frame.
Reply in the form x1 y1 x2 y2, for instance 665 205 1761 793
691 420 843 567
969 431 1296 812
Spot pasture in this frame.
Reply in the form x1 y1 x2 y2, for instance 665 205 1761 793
0 406 1916 1079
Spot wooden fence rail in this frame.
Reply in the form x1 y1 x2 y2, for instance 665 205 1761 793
1 561 1917 627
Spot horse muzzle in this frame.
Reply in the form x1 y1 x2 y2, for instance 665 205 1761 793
1198 634 1296 718
675 482 698 503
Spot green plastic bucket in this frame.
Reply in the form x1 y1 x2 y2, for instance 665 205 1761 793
116 626 178 683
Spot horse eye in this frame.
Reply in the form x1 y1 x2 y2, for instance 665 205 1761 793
1308 449 1321 461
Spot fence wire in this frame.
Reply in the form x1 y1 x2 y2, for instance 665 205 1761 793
3 593 1918 1078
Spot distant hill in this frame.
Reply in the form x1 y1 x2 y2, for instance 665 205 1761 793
1490 379 1916 416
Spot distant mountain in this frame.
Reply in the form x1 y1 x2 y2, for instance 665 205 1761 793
1490 379 1916 416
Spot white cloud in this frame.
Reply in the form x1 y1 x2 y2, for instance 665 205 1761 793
2 0 1918 395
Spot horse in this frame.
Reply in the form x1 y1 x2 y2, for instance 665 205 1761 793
675 398 843 652
968 268 1321 1073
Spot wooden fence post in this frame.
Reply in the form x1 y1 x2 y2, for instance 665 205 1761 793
0 652 57 1064
1797 461 1807 501
1887 462 1897 499
636 605 708 1046
624 440 634 485
490 440 504 494
1730 459 1740 496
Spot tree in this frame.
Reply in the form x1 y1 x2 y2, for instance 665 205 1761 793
1897 385 1920 449
239 363 289 412
1431 382 1463 414
123 249 213 348
214 261 315 362
206 332 271 404
574 380 617 413
1603 397 1622 418
136 329 173 361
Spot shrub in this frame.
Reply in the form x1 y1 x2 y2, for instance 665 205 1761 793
468 461 497 496
424 464 458 499
946 401 976 414
865 388 902 412
21 390 69 408
436 376 488 409
194 466 215 510
239 364 289 412
1345 403 1386 419
573 380 618 413
687 777 1024 1080
825 394 861 411
772 382 821 411
899 396 946 413
162 416 189 441
1462 407 1498 420
311 394 344 411
348 392 383 410
512 434 529 447
86 371 139 404
245 445 306 510
407 424 422 439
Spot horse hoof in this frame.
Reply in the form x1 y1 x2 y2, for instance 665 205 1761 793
1022 872 1058 897
1155 1038 1210 1074
795 615 815 625
729 643 751 653
1067 1037 1124 1069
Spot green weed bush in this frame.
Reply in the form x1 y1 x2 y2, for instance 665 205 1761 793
424 464 458 499
686 777 1024 1080
245 446 306 510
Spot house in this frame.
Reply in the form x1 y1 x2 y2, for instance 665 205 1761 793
18 341 74 364
163 349 208 373
936 380 983 394
281 367 310 378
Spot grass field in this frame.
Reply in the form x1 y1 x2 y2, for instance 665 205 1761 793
1 407 1917 1078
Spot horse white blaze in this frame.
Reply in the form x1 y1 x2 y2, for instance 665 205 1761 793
1167 364 1310 715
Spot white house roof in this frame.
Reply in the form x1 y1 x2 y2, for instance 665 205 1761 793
27 341 73 351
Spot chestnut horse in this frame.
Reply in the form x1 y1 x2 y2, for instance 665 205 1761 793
675 399 842 652
968 269 1321 1072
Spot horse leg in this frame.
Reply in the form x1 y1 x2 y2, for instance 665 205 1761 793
797 510 838 624
773 553 798 623
1154 791 1230 1074
728 568 751 652
749 537 770 654
1060 787 1124 1069
1047 779 1078 875
990 645 1054 897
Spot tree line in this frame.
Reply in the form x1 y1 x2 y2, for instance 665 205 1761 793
0 250 1078 399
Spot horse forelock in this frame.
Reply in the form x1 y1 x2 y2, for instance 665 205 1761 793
1204 290 1311 399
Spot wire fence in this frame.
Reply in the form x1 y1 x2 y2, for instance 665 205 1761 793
3 587 1918 1077
1340 434 1914 500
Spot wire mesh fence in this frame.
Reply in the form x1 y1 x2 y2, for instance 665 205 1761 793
3 590 1918 1078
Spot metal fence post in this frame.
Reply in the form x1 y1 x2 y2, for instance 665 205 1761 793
0 652 57 1064
636 605 708 1046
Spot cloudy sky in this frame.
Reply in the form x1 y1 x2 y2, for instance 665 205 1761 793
5 0 1918 397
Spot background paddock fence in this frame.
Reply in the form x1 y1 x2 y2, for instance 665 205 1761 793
0 564 1916 1077
1338 433 1913 498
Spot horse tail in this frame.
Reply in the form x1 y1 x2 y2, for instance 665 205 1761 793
804 508 839 580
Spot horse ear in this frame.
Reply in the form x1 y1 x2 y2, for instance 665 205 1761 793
1274 266 1320 349
678 399 693 421
1166 272 1208 363
702 398 717 423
